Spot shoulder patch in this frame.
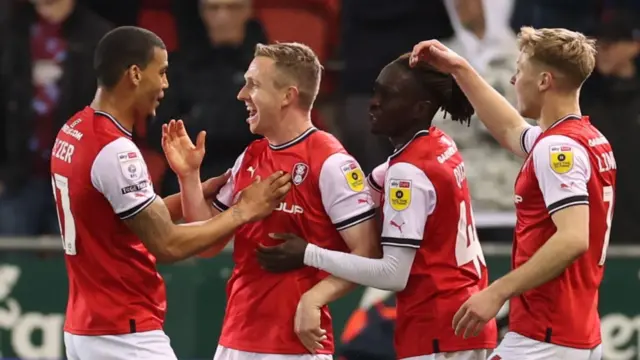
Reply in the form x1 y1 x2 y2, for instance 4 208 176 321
117 151 143 180
389 179 412 211
340 160 365 192
549 145 574 174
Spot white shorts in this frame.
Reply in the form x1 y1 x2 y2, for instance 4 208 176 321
213 345 333 360
402 349 488 360
64 330 177 360
489 332 602 360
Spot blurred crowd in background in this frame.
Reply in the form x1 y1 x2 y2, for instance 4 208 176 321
0 0 638 243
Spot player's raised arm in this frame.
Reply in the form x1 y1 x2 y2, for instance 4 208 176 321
453 135 591 338
161 119 221 222
162 173 231 221
410 40 531 157
91 136 291 263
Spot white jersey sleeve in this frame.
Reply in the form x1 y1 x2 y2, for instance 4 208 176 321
520 125 543 154
531 135 591 215
212 150 245 212
90 137 157 220
366 161 388 208
318 153 377 231
380 162 436 249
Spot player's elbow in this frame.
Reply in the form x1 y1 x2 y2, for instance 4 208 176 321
152 233 186 264
559 230 589 259
383 278 408 292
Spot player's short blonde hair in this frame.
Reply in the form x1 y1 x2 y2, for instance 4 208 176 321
518 26 597 88
254 42 322 110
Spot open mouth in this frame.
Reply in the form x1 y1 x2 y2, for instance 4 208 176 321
246 104 258 123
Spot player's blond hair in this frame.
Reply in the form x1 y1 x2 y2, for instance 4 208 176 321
254 42 322 110
518 27 597 88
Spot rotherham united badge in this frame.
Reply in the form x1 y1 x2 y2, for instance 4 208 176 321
292 163 309 185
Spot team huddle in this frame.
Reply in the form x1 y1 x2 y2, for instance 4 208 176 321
50 25 615 360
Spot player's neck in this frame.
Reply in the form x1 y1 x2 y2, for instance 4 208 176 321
538 91 581 131
266 112 314 146
390 123 429 150
91 88 137 133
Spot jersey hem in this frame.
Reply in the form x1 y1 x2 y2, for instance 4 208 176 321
218 340 334 355
63 323 163 336
334 208 376 231
213 198 229 212
547 195 589 215
520 127 531 154
510 329 601 349
367 174 382 192
381 237 421 249
397 342 497 359
118 194 157 219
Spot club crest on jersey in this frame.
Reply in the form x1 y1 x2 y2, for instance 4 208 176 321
340 161 365 192
292 163 309 185
549 145 573 174
389 179 411 211
117 151 143 180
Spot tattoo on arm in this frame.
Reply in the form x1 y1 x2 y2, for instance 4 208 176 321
124 198 174 254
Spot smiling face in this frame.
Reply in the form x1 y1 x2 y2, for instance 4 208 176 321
237 56 286 136
131 47 169 118
369 64 423 137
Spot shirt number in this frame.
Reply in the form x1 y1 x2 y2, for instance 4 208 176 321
51 173 77 255
455 200 486 277
598 186 614 266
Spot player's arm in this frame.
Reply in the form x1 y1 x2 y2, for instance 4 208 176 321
489 136 591 299
92 138 290 263
161 174 230 221
303 162 434 291
301 155 390 306
411 40 532 157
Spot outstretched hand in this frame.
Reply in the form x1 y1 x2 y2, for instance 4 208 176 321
256 233 308 273
233 171 292 223
161 119 206 178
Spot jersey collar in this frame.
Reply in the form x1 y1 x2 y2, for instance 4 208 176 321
548 114 582 130
268 127 317 151
94 110 133 138
389 129 430 160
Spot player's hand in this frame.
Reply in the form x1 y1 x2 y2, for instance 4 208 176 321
161 119 205 178
409 40 467 73
295 296 327 354
256 233 308 273
452 287 506 339
234 171 292 223
202 170 231 200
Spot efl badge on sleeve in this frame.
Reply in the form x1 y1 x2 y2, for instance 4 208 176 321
292 163 309 185
389 179 412 211
340 161 365 192
117 151 143 181
549 145 573 174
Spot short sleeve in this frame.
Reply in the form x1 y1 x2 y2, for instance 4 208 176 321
520 126 543 154
531 135 591 215
318 153 377 231
90 138 157 219
366 161 388 208
380 162 436 249
212 150 245 212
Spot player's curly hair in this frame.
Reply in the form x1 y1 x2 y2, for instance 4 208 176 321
392 53 474 126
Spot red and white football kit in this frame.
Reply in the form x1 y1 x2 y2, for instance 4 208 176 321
51 107 176 360
305 128 497 360
211 127 376 360
382 129 496 359
490 115 615 360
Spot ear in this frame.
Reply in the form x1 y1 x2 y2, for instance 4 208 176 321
281 86 299 108
413 100 433 120
128 65 143 86
538 71 552 91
